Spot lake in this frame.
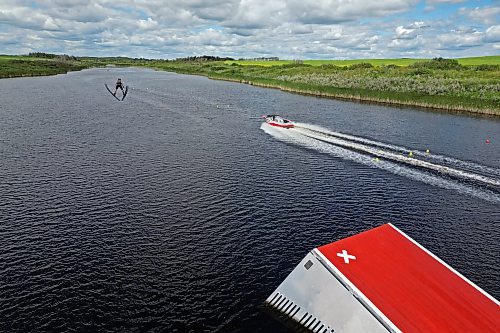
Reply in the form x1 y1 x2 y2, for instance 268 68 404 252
0 68 498 332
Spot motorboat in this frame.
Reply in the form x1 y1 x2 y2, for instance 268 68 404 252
262 114 294 129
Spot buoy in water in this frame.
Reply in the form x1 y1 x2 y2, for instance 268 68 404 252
375 157 379 162
486 139 491 144
426 149 430 154
409 151 413 157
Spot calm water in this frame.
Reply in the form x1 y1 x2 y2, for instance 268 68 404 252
0 68 499 332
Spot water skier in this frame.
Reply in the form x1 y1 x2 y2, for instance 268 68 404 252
113 78 125 96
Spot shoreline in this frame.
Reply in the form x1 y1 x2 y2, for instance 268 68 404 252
149 67 499 117
2 60 498 117
207 75 500 117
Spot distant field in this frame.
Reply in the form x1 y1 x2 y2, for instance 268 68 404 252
226 56 500 67
0 55 55 61
455 56 500 65
0 55 19 60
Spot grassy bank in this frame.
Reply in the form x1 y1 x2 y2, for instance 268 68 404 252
144 57 500 116
0 55 88 78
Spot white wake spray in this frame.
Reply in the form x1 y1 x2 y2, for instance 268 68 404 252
261 122 500 203
295 123 500 178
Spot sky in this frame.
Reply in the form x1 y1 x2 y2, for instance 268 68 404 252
0 0 498 59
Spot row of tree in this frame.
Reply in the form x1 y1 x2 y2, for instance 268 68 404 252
28 52 77 60
175 55 235 61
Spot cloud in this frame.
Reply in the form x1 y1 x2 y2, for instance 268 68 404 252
288 24 314 35
137 18 159 30
0 6 62 31
427 0 466 3
388 35 425 50
459 6 500 25
43 3 108 23
424 0 467 12
323 26 343 40
436 28 484 50
222 0 286 29
187 28 242 46
129 34 165 47
434 25 500 50
285 0 419 24
0 0 498 58
182 0 240 21
484 25 500 43
393 21 430 41
395 26 416 40
0 32 22 45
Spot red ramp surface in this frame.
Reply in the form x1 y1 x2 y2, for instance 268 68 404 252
267 223 499 332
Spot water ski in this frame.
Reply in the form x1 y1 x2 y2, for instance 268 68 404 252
121 86 129 101
105 84 120 101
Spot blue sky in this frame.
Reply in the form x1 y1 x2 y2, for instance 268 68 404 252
0 0 498 59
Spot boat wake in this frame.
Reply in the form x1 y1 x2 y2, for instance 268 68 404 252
261 122 500 203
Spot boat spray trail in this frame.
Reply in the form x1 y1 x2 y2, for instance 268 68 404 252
261 123 500 203
295 123 500 179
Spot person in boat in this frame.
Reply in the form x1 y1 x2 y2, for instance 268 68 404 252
113 78 124 96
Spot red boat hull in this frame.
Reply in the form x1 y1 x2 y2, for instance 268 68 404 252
267 121 294 129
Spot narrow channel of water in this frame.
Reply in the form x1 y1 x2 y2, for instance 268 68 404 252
0 68 498 332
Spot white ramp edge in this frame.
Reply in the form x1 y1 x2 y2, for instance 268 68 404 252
265 251 392 333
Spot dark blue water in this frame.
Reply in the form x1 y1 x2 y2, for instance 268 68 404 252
0 68 499 332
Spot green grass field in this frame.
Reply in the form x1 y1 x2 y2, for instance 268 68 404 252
225 56 500 67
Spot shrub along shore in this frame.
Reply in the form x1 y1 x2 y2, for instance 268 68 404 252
1 54 499 116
